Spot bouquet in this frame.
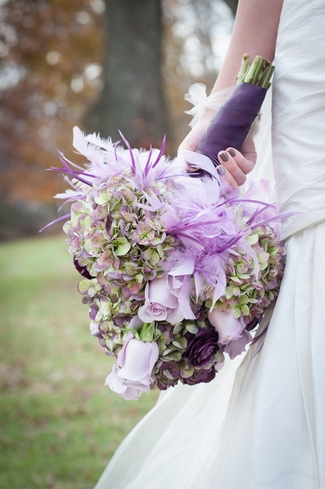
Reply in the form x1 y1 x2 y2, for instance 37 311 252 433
50 55 285 400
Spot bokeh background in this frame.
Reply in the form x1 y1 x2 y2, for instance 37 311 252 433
0 1 237 487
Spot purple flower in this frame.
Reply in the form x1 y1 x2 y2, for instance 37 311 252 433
138 277 187 325
184 324 219 367
73 257 93 279
224 329 252 359
182 366 216 385
208 309 245 345
105 338 159 400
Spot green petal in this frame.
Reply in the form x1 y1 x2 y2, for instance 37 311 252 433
246 234 259 245
233 307 242 319
140 322 155 342
172 337 187 349
114 238 131 256
240 304 250 316
185 323 199 335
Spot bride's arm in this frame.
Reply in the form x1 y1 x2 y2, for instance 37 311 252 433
213 0 284 91
179 0 283 187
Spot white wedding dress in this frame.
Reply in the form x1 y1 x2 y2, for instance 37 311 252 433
95 1 325 487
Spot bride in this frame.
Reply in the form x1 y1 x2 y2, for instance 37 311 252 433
95 0 325 487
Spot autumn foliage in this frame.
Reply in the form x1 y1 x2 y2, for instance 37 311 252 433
0 0 105 205
0 0 235 239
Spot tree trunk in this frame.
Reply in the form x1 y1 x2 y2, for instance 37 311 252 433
85 0 171 150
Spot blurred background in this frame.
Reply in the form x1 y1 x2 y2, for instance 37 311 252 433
0 0 237 487
0 0 237 239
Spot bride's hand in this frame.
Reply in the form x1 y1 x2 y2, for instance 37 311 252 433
178 120 257 188
216 135 257 188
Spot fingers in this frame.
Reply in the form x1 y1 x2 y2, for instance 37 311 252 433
239 135 257 173
178 131 257 186
217 136 257 187
218 150 247 186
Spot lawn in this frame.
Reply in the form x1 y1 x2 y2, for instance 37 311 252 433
0 234 159 489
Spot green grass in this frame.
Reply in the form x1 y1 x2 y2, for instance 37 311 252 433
0 234 159 489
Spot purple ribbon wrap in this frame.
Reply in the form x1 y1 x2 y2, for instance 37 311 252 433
194 82 267 174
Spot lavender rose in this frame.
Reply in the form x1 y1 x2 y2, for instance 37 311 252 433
225 329 252 359
138 277 186 325
208 309 245 345
184 324 219 367
105 338 159 400
105 365 150 400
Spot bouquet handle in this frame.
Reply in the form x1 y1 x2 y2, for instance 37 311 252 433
195 83 267 172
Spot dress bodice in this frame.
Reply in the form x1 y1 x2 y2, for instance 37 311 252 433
272 0 325 239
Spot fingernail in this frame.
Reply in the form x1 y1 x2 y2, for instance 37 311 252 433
217 165 226 176
220 152 229 162
228 148 236 157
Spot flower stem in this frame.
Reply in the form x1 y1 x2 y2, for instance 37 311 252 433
237 54 274 89
236 53 250 83
259 65 275 89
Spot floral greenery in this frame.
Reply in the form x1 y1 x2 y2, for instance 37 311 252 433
211 223 284 318
52 127 285 399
